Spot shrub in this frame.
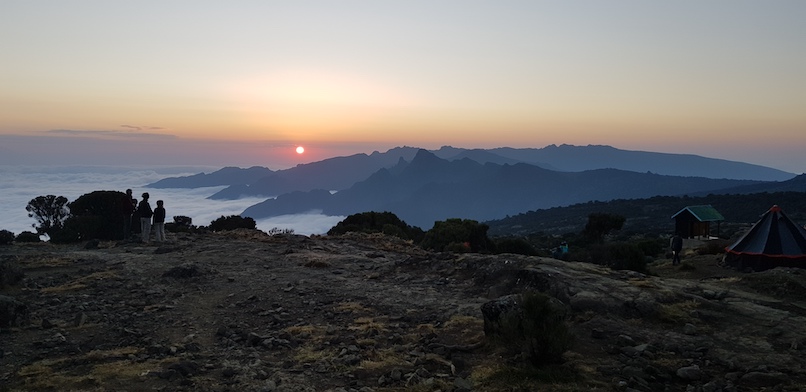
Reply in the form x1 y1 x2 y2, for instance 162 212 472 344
586 242 648 273
209 215 256 232
0 259 25 289
166 215 195 233
696 239 731 255
266 227 295 236
15 231 41 243
635 238 664 258
61 190 129 241
173 215 192 227
495 292 573 367
420 218 495 253
328 211 424 241
494 237 538 256
0 230 14 245
582 212 625 242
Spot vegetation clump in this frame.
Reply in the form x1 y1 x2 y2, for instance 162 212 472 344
421 218 495 253
166 215 195 233
493 292 574 367
15 231 41 243
209 215 257 232
328 211 424 242
60 191 128 242
493 237 538 256
0 229 14 245
0 259 24 289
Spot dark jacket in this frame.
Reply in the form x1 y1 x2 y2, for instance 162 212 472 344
138 200 153 219
153 207 166 223
121 195 136 214
671 235 683 252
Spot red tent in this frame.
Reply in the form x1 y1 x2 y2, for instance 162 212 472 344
725 205 806 271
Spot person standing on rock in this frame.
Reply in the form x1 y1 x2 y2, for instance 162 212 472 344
153 200 166 243
671 233 683 265
121 189 137 240
138 192 153 244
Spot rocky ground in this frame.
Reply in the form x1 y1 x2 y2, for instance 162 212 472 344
2 230 806 391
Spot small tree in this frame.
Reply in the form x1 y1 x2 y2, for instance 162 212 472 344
582 212 625 242
26 195 70 235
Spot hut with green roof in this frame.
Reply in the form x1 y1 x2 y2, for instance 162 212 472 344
672 205 725 239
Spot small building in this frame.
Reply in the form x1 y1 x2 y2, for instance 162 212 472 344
671 205 725 239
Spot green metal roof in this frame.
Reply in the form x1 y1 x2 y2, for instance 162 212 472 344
671 205 725 222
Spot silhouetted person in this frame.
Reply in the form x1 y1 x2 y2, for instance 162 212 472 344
121 189 137 240
153 200 166 243
138 192 153 243
671 233 683 265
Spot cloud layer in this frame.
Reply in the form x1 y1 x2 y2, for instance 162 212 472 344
0 166 342 237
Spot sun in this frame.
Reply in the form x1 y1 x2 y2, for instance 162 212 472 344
295 146 305 154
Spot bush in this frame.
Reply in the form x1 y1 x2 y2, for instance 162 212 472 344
495 292 573 366
61 190 129 241
421 218 495 253
166 215 195 233
0 230 14 245
15 231 41 243
173 215 193 227
696 239 731 255
586 242 648 273
209 215 256 232
328 211 424 241
582 212 625 242
0 259 25 289
494 237 538 256
266 227 295 236
635 238 664 258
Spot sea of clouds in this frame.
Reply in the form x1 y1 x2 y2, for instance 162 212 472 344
0 166 344 237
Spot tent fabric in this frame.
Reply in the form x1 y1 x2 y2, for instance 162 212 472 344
725 205 806 271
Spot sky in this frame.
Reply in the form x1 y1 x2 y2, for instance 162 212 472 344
1 1 804 172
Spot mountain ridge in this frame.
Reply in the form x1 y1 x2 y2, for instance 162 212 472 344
145 145 795 200
242 150 764 228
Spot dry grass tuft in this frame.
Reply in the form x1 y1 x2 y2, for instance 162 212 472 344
335 301 371 313
656 300 701 323
15 347 154 390
441 315 485 343
349 317 388 336
628 277 657 288
40 270 119 293
20 255 72 268
358 347 409 370
293 344 337 364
